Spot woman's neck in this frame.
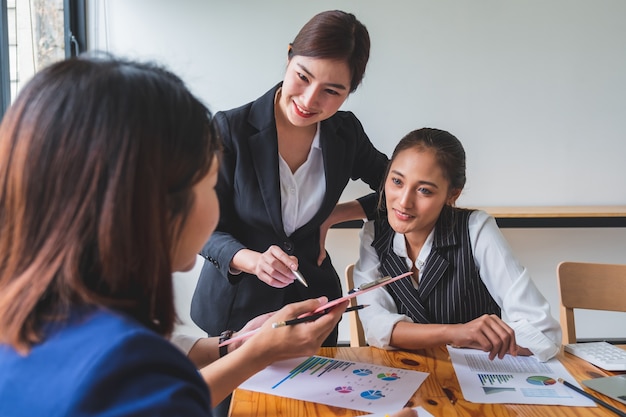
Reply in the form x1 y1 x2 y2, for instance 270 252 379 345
274 88 317 173
403 229 432 266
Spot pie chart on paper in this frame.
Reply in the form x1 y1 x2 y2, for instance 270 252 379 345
360 390 385 400
526 376 557 386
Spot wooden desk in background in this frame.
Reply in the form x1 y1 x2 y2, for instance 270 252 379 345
229 346 626 417
332 205 626 228
470 205 626 228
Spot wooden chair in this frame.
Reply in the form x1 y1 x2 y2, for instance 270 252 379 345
344 264 367 347
556 261 626 345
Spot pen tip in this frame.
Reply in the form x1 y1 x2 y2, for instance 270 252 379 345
293 270 308 287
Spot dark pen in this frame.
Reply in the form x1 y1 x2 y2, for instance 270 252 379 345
559 378 626 417
272 304 368 328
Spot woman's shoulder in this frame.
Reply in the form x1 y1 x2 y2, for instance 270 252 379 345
326 110 362 129
1 307 211 416
56 307 182 363
217 83 280 121
70 309 211 414
80 310 211 414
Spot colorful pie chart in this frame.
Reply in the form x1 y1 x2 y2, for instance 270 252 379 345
353 369 373 376
360 390 385 400
526 376 557 386
377 372 400 381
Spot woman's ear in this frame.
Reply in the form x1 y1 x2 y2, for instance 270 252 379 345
447 188 462 206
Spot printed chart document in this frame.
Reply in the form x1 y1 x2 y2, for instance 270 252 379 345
239 355 429 414
447 346 595 407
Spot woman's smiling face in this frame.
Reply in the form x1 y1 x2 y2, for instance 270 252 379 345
277 55 351 128
384 148 455 238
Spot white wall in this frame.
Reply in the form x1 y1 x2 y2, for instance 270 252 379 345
92 1 626 343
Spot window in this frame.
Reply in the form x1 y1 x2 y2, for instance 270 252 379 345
0 0 85 117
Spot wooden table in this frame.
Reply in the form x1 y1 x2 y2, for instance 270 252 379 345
229 345 626 417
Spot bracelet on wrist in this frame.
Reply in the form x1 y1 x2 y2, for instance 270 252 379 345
218 330 234 358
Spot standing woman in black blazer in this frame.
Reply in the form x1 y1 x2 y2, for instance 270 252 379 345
191 10 388 346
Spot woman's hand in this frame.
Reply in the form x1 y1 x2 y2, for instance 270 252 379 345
200 297 347 406
228 312 275 353
317 201 368 266
317 217 332 266
449 314 517 360
245 297 348 364
253 245 299 287
232 246 298 288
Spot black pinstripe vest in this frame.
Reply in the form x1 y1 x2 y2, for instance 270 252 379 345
372 206 501 324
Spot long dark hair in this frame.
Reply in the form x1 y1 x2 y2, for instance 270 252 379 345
289 10 370 92
0 55 220 352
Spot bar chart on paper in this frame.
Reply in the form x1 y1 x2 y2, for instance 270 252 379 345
239 355 429 414
447 346 596 406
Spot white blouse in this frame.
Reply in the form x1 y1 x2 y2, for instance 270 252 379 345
279 123 325 236
353 210 561 362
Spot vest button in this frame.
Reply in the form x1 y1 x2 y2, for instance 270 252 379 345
283 241 294 253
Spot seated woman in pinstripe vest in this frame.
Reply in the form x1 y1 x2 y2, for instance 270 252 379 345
353 128 561 362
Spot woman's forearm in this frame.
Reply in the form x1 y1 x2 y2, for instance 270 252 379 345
199 342 268 407
326 200 367 226
389 321 454 350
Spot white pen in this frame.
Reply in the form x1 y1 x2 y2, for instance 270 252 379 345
348 275 392 294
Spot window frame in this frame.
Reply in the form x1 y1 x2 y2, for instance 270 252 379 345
0 0 86 118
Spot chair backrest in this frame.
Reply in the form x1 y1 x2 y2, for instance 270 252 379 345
344 264 367 347
557 261 626 345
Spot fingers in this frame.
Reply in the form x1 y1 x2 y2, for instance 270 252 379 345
253 297 344 361
474 315 516 360
256 245 298 287
273 297 330 321
456 315 517 360
317 247 327 266
238 311 275 333
317 226 329 266
274 298 347 336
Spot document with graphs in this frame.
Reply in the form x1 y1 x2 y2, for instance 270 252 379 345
239 355 429 414
447 346 595 406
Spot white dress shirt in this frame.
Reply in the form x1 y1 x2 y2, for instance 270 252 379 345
169 332 200 356
279 124 325 236
353 209 561 362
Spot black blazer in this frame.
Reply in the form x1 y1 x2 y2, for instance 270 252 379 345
190 83 388 338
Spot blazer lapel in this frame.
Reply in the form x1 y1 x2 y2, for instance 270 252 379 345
290 117 346 239
417 206 459 299
247 84 286 238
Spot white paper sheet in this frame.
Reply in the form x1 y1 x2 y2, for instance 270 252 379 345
238 355 429 414
447 346 596 406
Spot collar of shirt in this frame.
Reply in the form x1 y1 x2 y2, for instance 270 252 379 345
392 228 434 286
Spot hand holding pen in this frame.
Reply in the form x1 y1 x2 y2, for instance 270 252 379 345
219 271 413 348
272 304 368 328
243 245 307 288
219 298 353 348
217 297 349 375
